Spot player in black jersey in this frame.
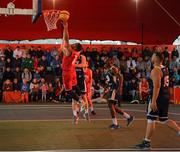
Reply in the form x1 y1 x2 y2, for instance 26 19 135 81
136 52 180 150
105 60 134 130
75 54 90 121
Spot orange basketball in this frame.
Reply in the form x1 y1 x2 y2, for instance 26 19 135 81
59 10 70 22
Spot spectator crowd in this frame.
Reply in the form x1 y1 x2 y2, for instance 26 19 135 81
0 45 179 103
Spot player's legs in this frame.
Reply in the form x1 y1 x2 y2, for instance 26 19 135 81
87 92 96 115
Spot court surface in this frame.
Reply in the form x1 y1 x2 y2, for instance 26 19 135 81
0 103 179 151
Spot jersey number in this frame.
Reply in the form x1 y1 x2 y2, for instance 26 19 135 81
164 76 169 87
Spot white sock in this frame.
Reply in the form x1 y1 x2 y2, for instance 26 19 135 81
85 109 89 114
123 112 130 119
112 118 118 125
90 107 94 112
73 110 77 116
144 138 151 142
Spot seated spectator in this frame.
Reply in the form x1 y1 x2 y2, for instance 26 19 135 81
22 68 32 83
142 47 152 59
21 79 29 103
136 57 145 74
40 81 48 102
127 57 136 71
3 79 13 92
139 77 149 103
2 67 15 82
30 78 39 102
13 78 21 92
29 46 36 58
48 83 54 101
129 78 139 101
163 47 170 59
14 67 22 82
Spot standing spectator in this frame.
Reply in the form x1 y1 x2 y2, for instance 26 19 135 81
21 54 34 71
29 46 36 58
169 56 180 72
171 48 179 59
36 46 44 59
0 48 5 58
5 58 12 68
21 79 29 103
171 67 180 85
143 56 151 78
52 55 61 77
163 47 170 59
13 55 22 70
4 45 13 60
132 47 139 60
50 46 59 59
44 49 52 66
39 55 48 77
2 67 15 82
142 47 152 59
22 68 32 83
129 78 139 101
33 57 39 71
136 57 145 75
33 70 41 82
119 56 127 73
13 46 22 59
30 78 39 102
14 67 22 82
0 56 5 74
13 78 21 92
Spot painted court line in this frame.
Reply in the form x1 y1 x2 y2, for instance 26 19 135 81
0 118 179 123
0 106 179 116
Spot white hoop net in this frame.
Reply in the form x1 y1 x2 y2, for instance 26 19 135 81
43 10 61 31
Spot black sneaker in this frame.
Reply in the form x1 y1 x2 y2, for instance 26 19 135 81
127 115 134 127
135 140 151 150
108 124 120 130
91 111 96 115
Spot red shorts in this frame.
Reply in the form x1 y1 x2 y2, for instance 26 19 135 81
63 71 77 91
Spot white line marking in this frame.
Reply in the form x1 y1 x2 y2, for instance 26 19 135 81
0 119 179 123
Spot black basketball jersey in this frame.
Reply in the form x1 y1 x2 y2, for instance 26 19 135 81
106 67 118 90
149 65 169 100
76 55 85 80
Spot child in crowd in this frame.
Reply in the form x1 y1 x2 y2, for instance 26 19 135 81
41 81 48 102
48 83 54 101
3 79 13 91
21 79 29 103
30 78 39 102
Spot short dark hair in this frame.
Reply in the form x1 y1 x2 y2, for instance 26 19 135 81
155 52 164 62
73 43 82 52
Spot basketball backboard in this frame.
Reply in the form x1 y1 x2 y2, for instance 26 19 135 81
0 0 42 23
32 0 42 23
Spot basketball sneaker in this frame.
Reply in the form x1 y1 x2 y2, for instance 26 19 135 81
91 111 96 115
72 115 79 125
108 124 120 130
135 140 151 150
83 113 90 122
127 115 134 127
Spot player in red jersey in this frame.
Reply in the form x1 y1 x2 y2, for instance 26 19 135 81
84 62 96 115
61 21 85 124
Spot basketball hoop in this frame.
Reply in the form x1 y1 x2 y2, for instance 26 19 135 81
43 10 60 31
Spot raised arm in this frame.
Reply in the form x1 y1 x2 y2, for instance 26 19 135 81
61 22 71 57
